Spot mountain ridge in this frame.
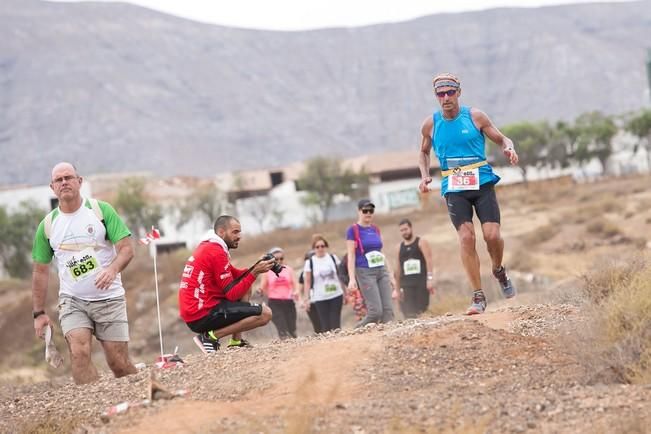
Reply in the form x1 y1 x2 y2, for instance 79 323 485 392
1 0 650 185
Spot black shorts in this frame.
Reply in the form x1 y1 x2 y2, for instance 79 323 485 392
445 183 501 230
186 300 263 334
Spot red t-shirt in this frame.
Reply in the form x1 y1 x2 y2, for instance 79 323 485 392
178 239 256 322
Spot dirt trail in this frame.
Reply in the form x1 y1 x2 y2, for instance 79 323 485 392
3 303 651 434
117 309 543 434
119 334 384 434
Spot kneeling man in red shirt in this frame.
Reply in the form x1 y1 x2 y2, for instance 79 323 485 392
178 215 274 353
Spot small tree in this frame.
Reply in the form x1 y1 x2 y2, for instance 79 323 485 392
114 177 163 236
176 182 230 229
547 121 579 169
574 111 617 174
626 109 651 172
237 194 282 233
499 121 550 184
297 157 367 223
0 201 47 278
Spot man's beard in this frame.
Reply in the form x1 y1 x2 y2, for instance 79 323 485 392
225 237 239 249
402 233 413 241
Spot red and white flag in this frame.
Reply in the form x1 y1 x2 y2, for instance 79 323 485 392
139 226 161 245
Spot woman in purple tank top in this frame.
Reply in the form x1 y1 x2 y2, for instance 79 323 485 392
345 199 395 327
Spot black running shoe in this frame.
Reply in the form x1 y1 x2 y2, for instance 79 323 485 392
193 333 220 354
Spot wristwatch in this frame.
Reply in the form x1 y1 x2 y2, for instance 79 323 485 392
32 310 46 319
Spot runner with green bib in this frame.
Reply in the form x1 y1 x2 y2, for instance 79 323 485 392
346 199 396 327
32 162 138 384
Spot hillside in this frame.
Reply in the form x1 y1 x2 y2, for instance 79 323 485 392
1 174 651 432
0 0 650 185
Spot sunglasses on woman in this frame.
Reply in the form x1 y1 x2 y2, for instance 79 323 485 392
314 244 327 249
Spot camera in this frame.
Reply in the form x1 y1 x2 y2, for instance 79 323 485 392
262 253 285 276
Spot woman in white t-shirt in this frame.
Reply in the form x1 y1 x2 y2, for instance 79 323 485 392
303 234 344 332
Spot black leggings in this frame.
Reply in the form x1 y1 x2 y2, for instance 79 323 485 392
268 298 297 339
314 295 343 332
307 303 323 333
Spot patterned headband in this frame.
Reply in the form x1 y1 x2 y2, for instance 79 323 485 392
434 80 460 89
433 73 461 89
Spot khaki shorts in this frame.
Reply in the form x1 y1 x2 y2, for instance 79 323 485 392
58 295 130 342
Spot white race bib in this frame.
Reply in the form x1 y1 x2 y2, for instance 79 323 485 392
403 259 421 276
324 282 338 293
449 167 480 191
65 247 101 281
365 250 385 268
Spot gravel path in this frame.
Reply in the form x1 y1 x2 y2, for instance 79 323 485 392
2 304 650 434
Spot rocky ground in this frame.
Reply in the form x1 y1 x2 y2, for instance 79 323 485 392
2 301 650 434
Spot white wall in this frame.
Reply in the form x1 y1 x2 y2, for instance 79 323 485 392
369 178 441 213
236 181 315 235
0 181 93 212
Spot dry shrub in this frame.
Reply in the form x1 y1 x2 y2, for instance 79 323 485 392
636 198 651 213
18 416 82 434
582 257 646 304
387 401 491 434
563 205 593 224
594 197 618 214
585 218 622 238
428 294 469 316
576 255 651 384
599 262 651 383
521 223 560 245
508 249 537 273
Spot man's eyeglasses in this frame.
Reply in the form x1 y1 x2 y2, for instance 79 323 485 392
52 175 78 184
314 244 327 249
361 208 374 215
435 89 457 98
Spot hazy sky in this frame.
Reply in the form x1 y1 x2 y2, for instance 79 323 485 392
52 0 634 30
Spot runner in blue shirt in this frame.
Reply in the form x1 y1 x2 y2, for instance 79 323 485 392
418 73 519 315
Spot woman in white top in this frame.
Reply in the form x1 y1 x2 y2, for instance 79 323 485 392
303 234 344 332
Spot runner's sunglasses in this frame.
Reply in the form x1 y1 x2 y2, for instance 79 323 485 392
361 208 374 215
435 89 457 98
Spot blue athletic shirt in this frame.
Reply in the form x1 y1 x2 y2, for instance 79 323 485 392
432 106 500 196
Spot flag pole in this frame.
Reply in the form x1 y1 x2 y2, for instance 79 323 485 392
139 226 165 360
151 232 165 359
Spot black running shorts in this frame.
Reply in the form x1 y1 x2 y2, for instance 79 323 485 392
186 300 263 334
445 183 501 230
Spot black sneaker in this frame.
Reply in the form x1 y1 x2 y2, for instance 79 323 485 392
227 338 253 348
193 332 220 354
